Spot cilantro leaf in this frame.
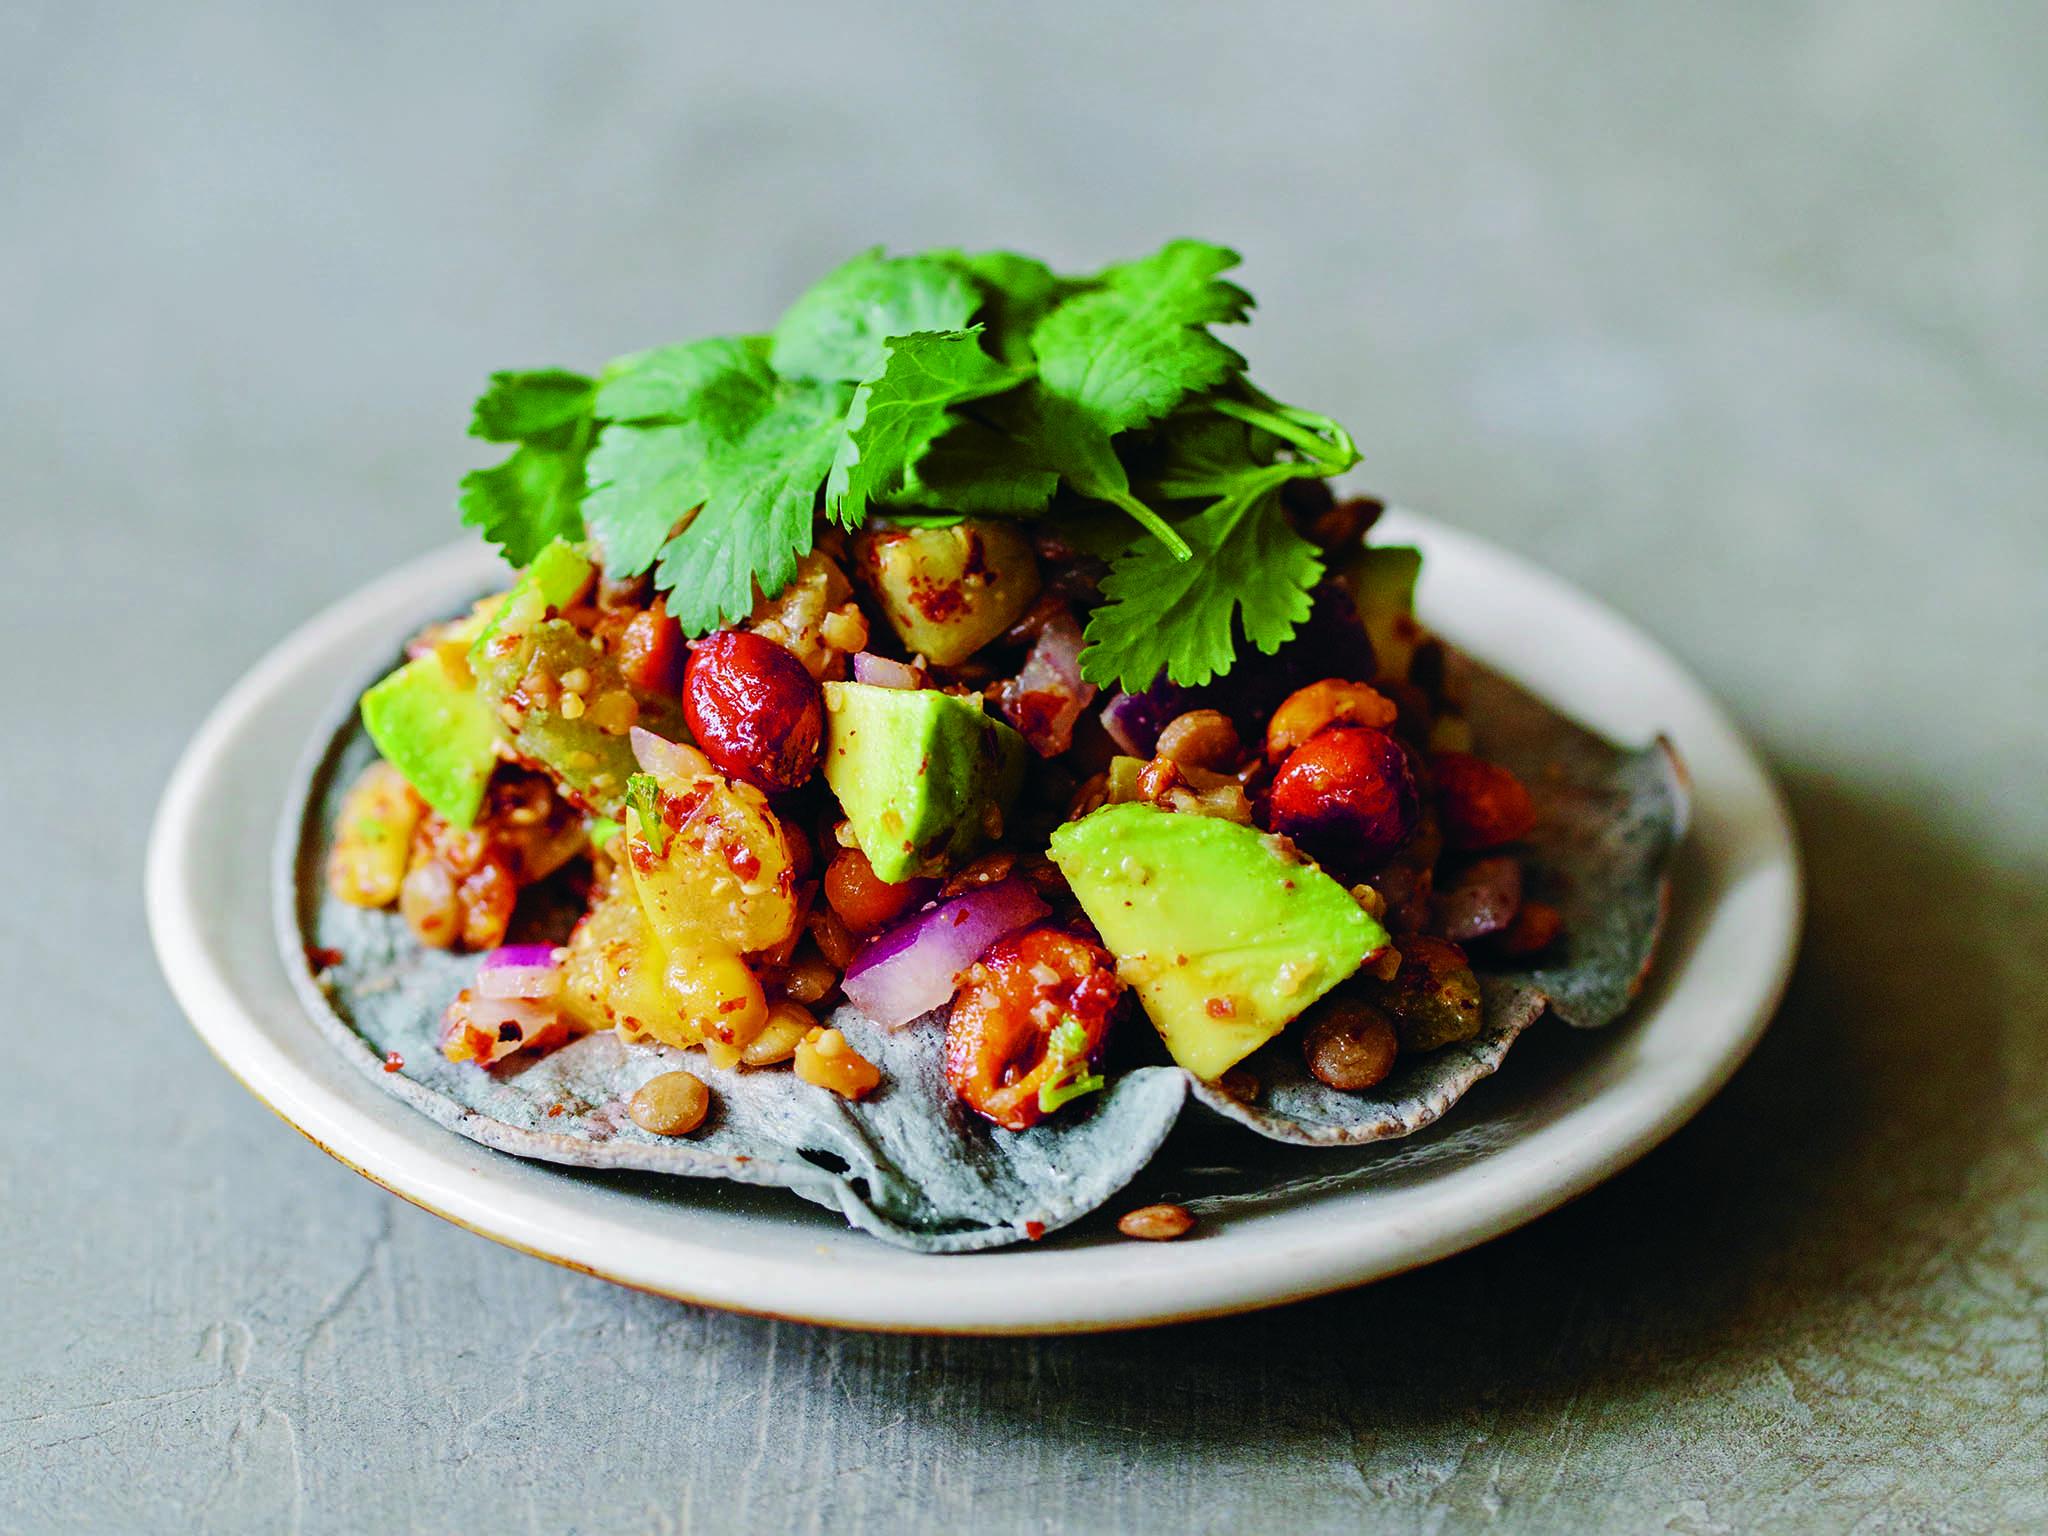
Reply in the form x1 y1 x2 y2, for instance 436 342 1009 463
581 338 772 577
1134 407 1275 497
980 240 1262 561
1080 469 1324 691
453 241 1361 691
891 415 1060 515
1000 383 1192 559
584 338 851 631
769 250 980 383
468 369 596 441
457 434 593 566
649 379 846 632
825 329 1031 527
1030 239 1250 438
580 424 698 578
457 448 586 568
1039 504 1142 562
460 370 598 569
458 368 597 565
936 249 1070 363
1074 389 1359 687
593 336 773 424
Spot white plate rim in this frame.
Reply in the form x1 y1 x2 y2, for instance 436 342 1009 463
146 510 1802 1334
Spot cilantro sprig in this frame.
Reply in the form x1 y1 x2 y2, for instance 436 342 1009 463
457 369 598 566
454 241 1360 692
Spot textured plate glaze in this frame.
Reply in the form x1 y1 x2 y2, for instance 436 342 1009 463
148 512 1800 1330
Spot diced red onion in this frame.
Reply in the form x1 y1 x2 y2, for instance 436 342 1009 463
852 652 923 690
1100 680 1194 759
479 943 560 970
477 944 564 1001
630 725 711 782
997 614 1096 757
841 878 1050 1028
440 990 565 1066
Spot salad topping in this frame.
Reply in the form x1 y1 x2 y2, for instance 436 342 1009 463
329 241 1560 1133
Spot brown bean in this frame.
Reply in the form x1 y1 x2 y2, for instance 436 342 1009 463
1434 854 1524 942
781 948 837 1005
1300 495 1384 551
1266 725 1421 870
1301 1000 1400 1091
1495 899 1564 957
824 845 927 935
1430 751 1536 850
808 905 859 970
1135 756 1183 802
397 859 459 949
794 1027 882 1100
742 1004 813 1067
939 850 1018 899
628 1071 711 1136
1265 679 1400 764
1118 1203 1197 1241
1154 710 1242 772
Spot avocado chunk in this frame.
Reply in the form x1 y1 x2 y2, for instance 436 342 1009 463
821 681 1027 882
850 519 1042 667
1048 803 1386 1079
468 540 688 815
467 537 595 664
1337 544 1423 682
360 653 501 828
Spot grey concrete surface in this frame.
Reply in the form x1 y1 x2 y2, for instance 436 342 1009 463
5 2 2045 1531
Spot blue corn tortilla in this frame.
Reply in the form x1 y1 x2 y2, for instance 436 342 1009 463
278 644 1685 1251
1187 659 1688 1145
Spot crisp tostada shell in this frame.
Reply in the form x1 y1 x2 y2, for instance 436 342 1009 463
279 630 1685 1251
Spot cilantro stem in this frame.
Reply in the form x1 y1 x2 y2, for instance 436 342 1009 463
1152 458 1299 507
1037 1017 1106 1113
1212 398 1358 475
1103 489 1193 561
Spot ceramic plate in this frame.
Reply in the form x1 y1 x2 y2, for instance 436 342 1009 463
146 511 1800 1333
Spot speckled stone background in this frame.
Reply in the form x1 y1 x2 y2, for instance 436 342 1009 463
6 2 2045 1532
